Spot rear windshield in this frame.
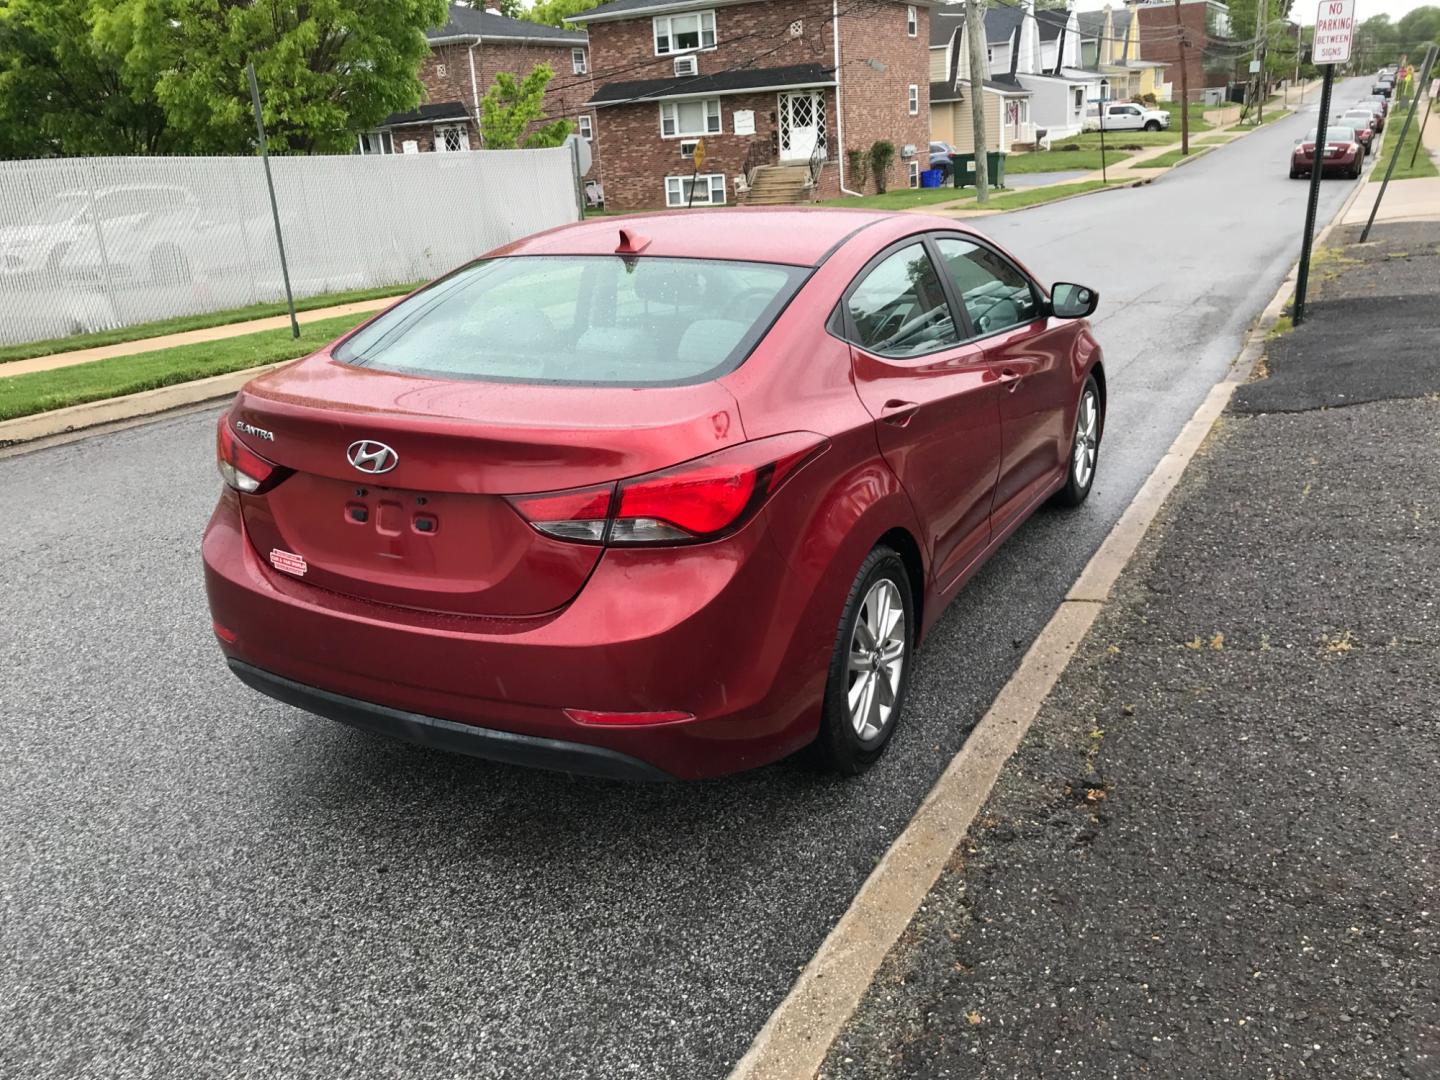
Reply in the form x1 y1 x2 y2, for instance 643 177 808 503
335 255 807 386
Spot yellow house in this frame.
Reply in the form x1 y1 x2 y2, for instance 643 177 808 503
1078 4 1170 101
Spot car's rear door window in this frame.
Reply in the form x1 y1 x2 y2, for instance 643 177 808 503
335 255 806 386
844 242 959 357
933 237 1040 338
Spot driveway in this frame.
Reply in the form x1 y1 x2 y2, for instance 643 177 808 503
0 80 1372 1080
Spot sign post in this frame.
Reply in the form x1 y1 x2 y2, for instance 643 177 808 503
687 138 707 208
1293 0 1354 326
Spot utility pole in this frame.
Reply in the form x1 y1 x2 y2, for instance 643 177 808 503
965 0 990 204
1174 0 1190 155
1256 0 1269 124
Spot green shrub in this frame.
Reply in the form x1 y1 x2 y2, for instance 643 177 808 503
869 140 896 193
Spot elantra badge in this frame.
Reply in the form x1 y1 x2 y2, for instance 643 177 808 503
347 440 398 475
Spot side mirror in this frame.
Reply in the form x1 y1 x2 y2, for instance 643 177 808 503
1050 282 1098 319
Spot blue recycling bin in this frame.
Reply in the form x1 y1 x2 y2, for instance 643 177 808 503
919 168 944 188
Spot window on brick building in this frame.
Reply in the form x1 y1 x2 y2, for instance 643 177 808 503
908 161 920 188
578 114 593 140
654 10 716 55
434 123 471 152
665 174 726 207
660 98 722 138
908 85 920 115
357 130 394 155
906 5 918 36
572 48 588 74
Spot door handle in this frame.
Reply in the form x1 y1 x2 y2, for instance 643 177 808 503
880 399 919 426
998 368 1025 392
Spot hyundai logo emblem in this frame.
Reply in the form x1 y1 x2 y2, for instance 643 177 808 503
346 440 399 475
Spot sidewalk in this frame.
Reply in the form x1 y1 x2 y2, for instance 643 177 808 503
1343 100 1440 227
820 229 1440 1072
1 297 395 379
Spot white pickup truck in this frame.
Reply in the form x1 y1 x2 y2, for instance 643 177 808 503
1085 102 1172 132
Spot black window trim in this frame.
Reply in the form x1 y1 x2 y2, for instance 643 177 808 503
831 233 972 361
928 230 1048 346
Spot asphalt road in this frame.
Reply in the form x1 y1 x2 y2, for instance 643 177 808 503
0 83 1372 1080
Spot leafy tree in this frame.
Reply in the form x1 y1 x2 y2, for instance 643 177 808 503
868 140 895 194
461 0 524 15
525 0 595 29
480 63 573 148
0 0 173 158
98 0 448 155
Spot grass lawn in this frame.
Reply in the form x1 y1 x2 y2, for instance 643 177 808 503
1157 101 1214 133
1132 146 1214 169
0 312 371 422
1371 119 1440 180
1004 146 1133 173
813 186 973 210
944 180 1112 212
0 282 419 367
1195 134 1236 145
1057 131 1181 150
1234 108 1287 129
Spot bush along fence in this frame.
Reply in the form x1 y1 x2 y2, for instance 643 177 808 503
0 148 580 348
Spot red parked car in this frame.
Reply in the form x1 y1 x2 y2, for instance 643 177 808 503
204 210 1106 781
1332 111 1376 155
1290 128 1363 180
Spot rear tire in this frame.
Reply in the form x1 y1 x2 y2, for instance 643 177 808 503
812 547 915 776
1289 167 1301 179
1053 374 1102 508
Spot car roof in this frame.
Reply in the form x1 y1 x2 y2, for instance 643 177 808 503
494 208 901 267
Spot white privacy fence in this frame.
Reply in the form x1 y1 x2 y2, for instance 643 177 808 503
0 148 580 347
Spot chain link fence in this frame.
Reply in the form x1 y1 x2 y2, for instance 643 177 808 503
0 148 579 348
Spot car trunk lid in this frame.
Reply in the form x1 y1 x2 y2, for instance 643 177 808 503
230 354 745 617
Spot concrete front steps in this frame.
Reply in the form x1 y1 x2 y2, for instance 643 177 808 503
743 164 813 206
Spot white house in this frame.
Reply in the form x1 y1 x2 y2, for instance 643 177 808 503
1013 2 1104 141
929 2 1037 153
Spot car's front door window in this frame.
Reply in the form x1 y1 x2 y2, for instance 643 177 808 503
846 243 958 358
934 238 1040 338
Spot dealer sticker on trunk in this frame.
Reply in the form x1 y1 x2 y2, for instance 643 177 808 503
269 549 308 577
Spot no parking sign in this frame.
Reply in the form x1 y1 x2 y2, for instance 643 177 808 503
1312 0 1354 65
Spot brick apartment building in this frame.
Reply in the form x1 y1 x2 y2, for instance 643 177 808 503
358 4 598 158
1135 0 1235 102
567 0 934 211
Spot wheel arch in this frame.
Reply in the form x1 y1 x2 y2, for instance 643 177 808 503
876 526 926 641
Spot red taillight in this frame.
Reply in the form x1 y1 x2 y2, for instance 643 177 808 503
505 432 828 547
216 416 289 495
504 483 616 544
564 708 695 727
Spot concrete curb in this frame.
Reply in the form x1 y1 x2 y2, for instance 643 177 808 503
726 168 1342 1080
0 363 283 448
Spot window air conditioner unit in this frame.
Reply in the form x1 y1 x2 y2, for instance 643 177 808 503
674 55 699 77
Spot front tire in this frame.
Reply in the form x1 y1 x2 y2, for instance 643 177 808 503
812 547 915 775
1053 374 1102 508
1144 120 1161 132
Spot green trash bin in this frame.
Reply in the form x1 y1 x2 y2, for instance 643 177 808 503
951 151 1007 189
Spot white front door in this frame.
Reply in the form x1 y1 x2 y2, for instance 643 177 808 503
779 91 824 160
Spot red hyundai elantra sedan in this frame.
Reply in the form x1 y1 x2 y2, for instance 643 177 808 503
204 209 1105 781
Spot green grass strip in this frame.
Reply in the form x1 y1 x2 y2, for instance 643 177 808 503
1371 118 1439 180
943 180 1112 211
0 312 372 422
0 282 420 366
814 186 977 210
1132 146 1214 169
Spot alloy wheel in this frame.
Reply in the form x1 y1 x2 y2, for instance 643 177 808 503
847 578 906 741
1073 388 1099 489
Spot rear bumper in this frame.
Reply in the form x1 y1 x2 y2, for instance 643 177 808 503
203 489 828 780
227 659 673 781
